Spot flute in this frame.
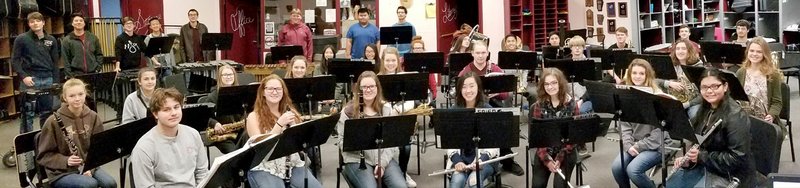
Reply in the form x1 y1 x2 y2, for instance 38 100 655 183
666 119 723 180
428 153 518 176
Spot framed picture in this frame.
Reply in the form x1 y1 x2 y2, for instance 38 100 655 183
608 19 616 34
597 0 603 11
596 28 605 42
597 14 604 25
619 2 628 18
587 9 594 26
265 22 275 35
607 3 616 18
588 27 594 37
586 0 593 7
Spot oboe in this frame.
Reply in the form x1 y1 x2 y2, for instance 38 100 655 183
666 119 723 180
53 113 84 173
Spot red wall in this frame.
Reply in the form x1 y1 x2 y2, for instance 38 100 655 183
120 0 164 35
220 0 260 64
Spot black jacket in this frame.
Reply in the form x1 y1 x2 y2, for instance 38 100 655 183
11 31 60 79
114 32 145 70
690 95 756 186
62 31 104 78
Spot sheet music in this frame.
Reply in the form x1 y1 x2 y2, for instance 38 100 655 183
197 134 279 187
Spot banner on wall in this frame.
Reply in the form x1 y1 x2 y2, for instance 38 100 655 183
121 0 165 35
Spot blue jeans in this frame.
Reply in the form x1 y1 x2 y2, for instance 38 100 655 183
687 104 700 120
449 163 496 188
343 160 407 188
247 167 322 188
579 100 593 114
19 76 57 133
52 168 117 188
611 150 663 188
665 165 706 188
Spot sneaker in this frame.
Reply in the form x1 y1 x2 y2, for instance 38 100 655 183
578 145 590 156
405 173 417 187
504 162 525 176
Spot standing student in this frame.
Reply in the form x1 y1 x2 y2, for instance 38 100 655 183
37 79 117 188
62 13 103 78
346 8 380 59
121 68 158 124
114 17 145 72
130 88 209 187
611 59 671 188
448 72 499 188
337 71 407 188
392 6 417 55
531 68 580 188
245 75 323 188
278 9 313 60
737 37 784 132
144 17 175 77
12 12 60 133
180 9 212 62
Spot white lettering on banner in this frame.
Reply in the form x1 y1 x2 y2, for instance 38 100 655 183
134 9 158 34
231 8 255 38
441 2 457 23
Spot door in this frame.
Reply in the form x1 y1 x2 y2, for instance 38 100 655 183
436 0 480 54
221 0 260 64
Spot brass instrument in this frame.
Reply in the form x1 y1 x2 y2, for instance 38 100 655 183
207 120 246 142
740 96 769 120
401 103 433 116
667 75 699 104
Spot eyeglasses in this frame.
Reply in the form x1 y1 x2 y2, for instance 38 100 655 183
544 81 559 87
221 73 235 77
360 85 377 91
265 87 283 93
700 83 723 92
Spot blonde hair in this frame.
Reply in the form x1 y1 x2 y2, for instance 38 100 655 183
742 37 782 81
61 78 89 102
568 36 585 48
216 65 239 89
379 47 402 74
290 8 302 16
285 56 308 78
623 59 662 92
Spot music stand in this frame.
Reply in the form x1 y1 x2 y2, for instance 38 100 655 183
447 53 474 76
681 66 749 101
267 115 338 188
629 54 677 80
544 59 599 100
217 84 260 117
378 73 430 102
284 75 337 116
180 103 216 133
564 29 587 40
403 52 445 74
144 36 177 57
75 72 117 122
199 134 280 188
328 59 376 102
699 41 745 65
342 115 417 188
498 51 538 70
201 33 233 51
379 26 413 46
84 116 156 188
432 108 519 188
527 115 600 188
542 46 562 60
270 45 304 64
588 48 633 71
480 74 516 94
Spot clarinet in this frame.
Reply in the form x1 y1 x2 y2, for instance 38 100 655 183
357 93 368 170
53 113 84 173
282 108 294 186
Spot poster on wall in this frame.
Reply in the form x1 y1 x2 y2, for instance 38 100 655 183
587 9 594 26
265 22 275 35
597 0 603 11
608 19 616 34
619 2 628 18
607 3 616 18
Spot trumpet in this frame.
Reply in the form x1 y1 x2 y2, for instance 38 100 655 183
207 120 246 142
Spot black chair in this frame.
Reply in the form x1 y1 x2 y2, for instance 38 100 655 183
164 74 190 95
15 130 45 188
751 116 782 175
782 52 800 95
781 83 795 162
237 72 257 85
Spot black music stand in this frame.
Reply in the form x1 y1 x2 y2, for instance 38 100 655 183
342 115 417 188
267 114 338 188
379 73 429 103
447 53 474 76
284 75 337 116
217 84 260 117
144 36 177 57
480 74 516 94
404 52 445 74
526 115 601 188
199 134 280 188
380 26 413 47
542 46 562 60
180 103 216 132
432 109 519 188
699 41 745 66
626 54 677 80
498 51 538 70
564 29 587 40
75 72 117 121
328 59 375 102
544 59 599 99
201 33 233 51
270 45 304 64
588 48 633 71
681 66 749 101
84 116 156 188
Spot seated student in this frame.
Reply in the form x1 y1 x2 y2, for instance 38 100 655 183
611 59 672 188
448 72 499 188
531 68 580 188
457 40 509 106
451 35 472 53
543 31 563 59
410 36 439 99
337 71 407 188
379 47 417 187
501 34 523 52
606 27 633 84
285 55 311 78
320 45 336 75
130 88 208 187
660 39 703 118
562 36 592 114
244 75 323 188
724 19 751 72
37 78 117 188
666 68 757 188
199 65 241 154
737 37 784 133
121 68 158 124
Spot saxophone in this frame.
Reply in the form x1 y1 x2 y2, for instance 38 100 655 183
207 120 246 142
401 103 434 116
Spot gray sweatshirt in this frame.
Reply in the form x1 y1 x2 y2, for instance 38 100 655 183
619 121 672 152
121 91 150 125
130 124 209 188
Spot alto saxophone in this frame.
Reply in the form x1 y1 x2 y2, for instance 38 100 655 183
207 120 246 142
